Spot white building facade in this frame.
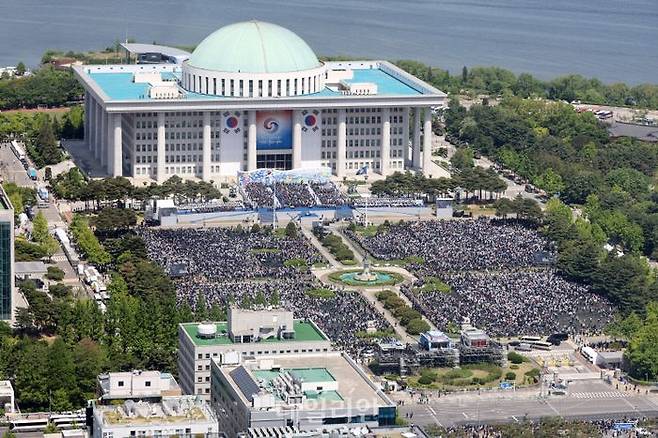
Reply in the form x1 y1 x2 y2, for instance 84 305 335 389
74 21 445 184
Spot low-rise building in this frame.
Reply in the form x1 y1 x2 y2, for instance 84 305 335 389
90 395 221 438
97 370 181 404
210 352 396 436
178 308 332 398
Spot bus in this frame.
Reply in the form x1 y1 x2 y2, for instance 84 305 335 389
50 412 86 429
531 341 552 351
519 336 542 343
9 412 85 433
10 140 26 162
9 417 49 433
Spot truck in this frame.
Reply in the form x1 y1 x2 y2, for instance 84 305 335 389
27 167 37 180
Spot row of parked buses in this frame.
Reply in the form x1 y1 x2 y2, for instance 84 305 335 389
9 412 86 432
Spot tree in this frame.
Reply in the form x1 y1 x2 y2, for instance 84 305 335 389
41 235 60 261
625 303 658 381
535 168 565 196
15 62 26 76
450 147 474 170
494 198 515 218
32 211 49 244
14 340 50 409
462 66 468 84
46 266 65 281
285 221 298 238
406 318 430 335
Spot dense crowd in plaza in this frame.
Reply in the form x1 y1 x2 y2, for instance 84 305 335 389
139 226 389 356
405 270 615 336
347 219 552 273
350 218 616 336
177 277 389 357
311 181 346 206
243 182 275 208
139 227 323 280
434 418 651 437
274 182 316 208
243 180 349 208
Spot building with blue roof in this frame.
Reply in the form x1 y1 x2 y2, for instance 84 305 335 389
74 21 446 183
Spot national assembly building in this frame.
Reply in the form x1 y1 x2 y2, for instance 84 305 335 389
73 21 446 183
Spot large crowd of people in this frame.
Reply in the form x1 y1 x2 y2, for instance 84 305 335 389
347 219 552 273
432 418 650 438
242 181 346 209
311 181 346 206
405 270 615 336
139 227 323 280
275 182 316 208
176 276 389 357
349 218 616 336
139 226 390 356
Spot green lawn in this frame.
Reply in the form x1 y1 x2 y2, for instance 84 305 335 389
305 288 336 299
407 361 539 390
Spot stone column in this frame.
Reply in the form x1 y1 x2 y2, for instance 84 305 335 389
112 113 123 177
402 107 410 167
336 109 346 177
99 108 107 167
247 111 257 171
413 107 422 169
292 111 302 169
84 92 90 146
157 112 166 183
202 112 212 181
423 108 433 175
380 108 391 176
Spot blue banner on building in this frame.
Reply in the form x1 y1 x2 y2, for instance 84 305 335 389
256 110 292 150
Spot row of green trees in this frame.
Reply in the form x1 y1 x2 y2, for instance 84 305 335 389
0 66 83 110
376 290 430 335
3 230 210 411
395 60 658 109
51 170 222 208
445 97 658 260
369 169 507 201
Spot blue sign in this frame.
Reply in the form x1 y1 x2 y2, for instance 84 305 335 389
613 422 635 431
500 382 513 390
256 110 292 150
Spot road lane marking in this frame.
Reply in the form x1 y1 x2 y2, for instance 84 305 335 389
462 412 469 418
427 406 443 427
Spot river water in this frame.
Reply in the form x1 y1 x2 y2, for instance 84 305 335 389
0 0 656 84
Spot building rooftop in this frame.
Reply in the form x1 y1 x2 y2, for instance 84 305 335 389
94 395 216 427
218 353 393 411
14 261 47 275
181 320 327 347
98 370 181 401
79 60 442 102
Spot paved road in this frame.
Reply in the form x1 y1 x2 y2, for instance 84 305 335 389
395 380 658 427
0 142 84 290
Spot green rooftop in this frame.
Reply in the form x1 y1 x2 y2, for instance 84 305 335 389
252 367 335 384
182 320 327 346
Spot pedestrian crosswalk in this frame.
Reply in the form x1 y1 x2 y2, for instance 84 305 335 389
569 391 628 399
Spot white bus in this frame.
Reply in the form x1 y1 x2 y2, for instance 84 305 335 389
10 140 26 162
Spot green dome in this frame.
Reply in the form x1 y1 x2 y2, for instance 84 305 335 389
188 21 321 73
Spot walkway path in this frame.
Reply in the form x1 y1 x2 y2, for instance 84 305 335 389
300 224 341 268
